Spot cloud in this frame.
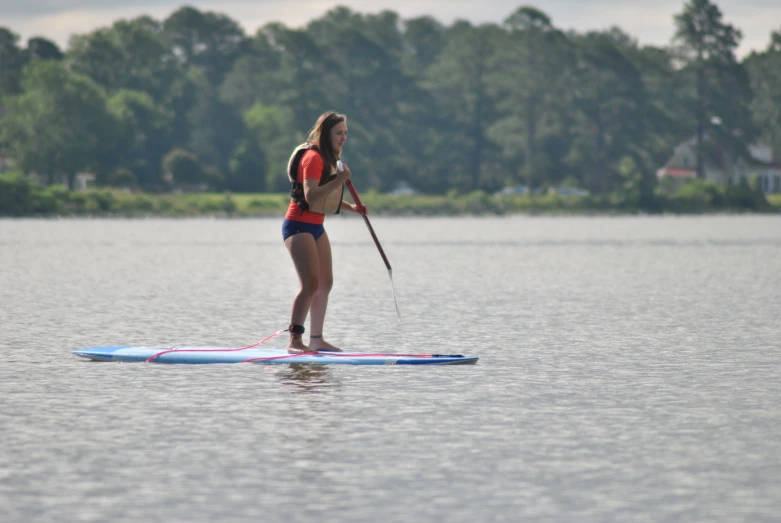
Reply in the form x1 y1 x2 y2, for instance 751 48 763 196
2 0 179 17
2 1 310 46
726 6 781 55
4 6 170 46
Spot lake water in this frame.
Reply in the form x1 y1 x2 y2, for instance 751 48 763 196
1 215 780 522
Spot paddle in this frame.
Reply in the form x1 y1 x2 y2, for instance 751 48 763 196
339 161 401 318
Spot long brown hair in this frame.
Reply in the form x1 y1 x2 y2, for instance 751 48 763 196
306 111 346 175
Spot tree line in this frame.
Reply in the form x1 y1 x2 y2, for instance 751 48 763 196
0 0 779 207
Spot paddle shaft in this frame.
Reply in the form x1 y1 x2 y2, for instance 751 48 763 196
346 180 392 272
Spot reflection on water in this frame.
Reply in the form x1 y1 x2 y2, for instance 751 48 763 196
276 364 334 393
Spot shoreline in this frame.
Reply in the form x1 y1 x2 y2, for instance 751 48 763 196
3 209 780 220
2 184 780 218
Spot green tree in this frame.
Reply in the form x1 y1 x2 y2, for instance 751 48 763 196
67 17 181 103
596 32 683 207
25 37 63 61
185 69 245 175
108 167 137 188
227 138 267 192
424 22 503 191
673 0 753 179
243 103 298 192
258 23 332 132
0 171 39 215
568 31 648 193
0 28 25 98
107 89 174 188
67 30 126 91
745 30 781 158
162 148 203 186
401 16 445 76
305 7 431 191
493 7 569 190
162 6 247 86
220 33 283 112
0 61 116 188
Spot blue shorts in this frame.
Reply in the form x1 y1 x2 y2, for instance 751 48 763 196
282 219 326 241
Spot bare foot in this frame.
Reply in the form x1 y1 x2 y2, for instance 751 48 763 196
308 337 343 352
287 335 310 354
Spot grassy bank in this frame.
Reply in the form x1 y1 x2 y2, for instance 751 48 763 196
2 171 780 217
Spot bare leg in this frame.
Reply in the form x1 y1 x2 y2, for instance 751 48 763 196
285 232 320 353
308 231 342 352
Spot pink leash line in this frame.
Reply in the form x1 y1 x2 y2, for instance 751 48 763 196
240 352 444 363
145 329 288 363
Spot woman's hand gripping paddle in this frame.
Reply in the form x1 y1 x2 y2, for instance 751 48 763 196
338 160 401 319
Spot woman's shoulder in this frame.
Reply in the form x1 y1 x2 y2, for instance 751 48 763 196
300 148 325 178
301 148 324 166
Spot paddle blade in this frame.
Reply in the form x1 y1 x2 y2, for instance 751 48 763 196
388 269 401 319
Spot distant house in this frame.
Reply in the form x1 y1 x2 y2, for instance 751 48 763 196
388 181 418 195
494 184 528 196
493 185 590 197
73 172 96 190
549 186 590 197
657 137 781 194
0 156 96 189
22 171 95 190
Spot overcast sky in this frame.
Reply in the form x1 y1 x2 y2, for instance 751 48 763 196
2 0 779 57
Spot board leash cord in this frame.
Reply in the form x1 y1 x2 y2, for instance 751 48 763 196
145 328 288 363
239 353 466 363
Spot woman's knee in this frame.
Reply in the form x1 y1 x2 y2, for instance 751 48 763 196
318 273 333 293
300 273 321 295
320 269 334 291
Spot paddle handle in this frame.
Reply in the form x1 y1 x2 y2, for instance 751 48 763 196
345 178 365 207
346 180 392 272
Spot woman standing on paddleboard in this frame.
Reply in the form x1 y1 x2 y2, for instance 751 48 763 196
282 111 366 353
